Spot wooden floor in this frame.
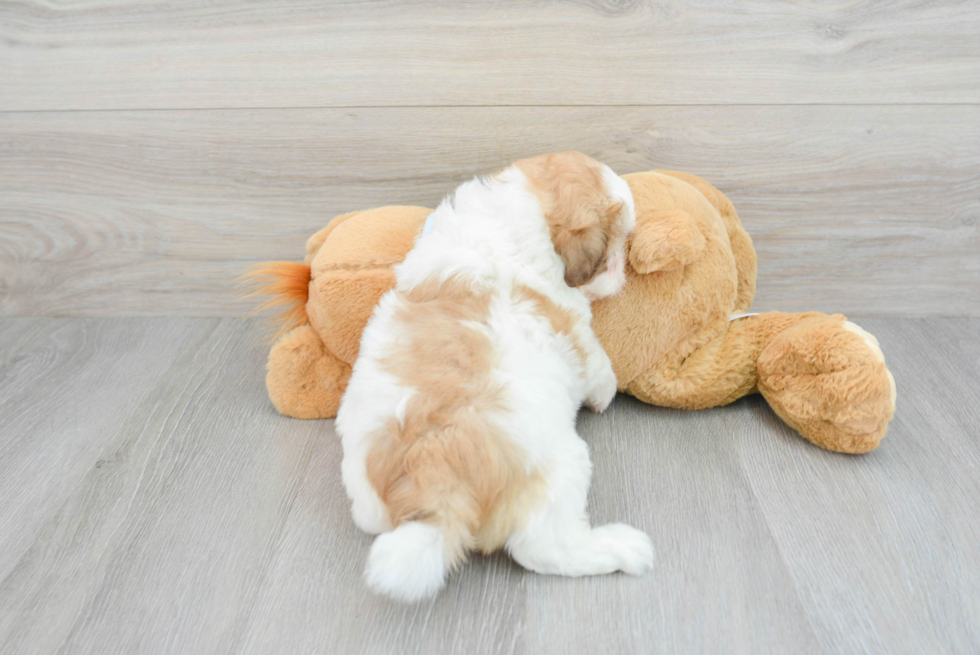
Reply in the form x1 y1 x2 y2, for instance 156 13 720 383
1 316 977 655
2 2 978 653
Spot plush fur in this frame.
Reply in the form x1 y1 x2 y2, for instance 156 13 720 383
335 153 650 602
251 167 896 454
241 261 312 339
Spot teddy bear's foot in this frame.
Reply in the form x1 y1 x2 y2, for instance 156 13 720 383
757 315 896 454
266 324 351 419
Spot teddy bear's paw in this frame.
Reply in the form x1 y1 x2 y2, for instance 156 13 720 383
267 325 351 419
843 321 897 411
757 315 896 454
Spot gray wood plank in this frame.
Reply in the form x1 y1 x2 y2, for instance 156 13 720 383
0 318 322 655
524 399 824 655
0 318 51 360
1 0 978 110
2 106 977 318
728 317 980 654
0 318 206 587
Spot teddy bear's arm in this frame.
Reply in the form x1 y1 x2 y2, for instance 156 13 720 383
628 209 706 274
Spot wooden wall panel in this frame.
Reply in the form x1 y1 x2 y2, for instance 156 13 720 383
1 1 978 110
2 106 976 317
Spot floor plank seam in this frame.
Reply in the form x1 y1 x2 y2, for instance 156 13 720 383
2 102 980 116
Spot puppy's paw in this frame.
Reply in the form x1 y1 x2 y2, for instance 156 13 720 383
586 366 618 413
593 523 655 575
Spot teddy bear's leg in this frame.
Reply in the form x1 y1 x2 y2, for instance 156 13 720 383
757 315 896 454
266 324 351 419
624 312 821 411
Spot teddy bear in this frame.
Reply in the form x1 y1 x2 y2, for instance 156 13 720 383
248 169 896 454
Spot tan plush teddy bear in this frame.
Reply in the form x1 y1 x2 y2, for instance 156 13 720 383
248 169 896 454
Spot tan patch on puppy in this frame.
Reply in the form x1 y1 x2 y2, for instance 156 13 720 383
516 151 626 287
365 275 543 567
512 284 587 366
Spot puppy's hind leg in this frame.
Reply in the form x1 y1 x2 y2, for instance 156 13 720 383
505 438 653 577
341 449 391 535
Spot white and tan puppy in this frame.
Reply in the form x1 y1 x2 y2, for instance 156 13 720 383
336 151 652 602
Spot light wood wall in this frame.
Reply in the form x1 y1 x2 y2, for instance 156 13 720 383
1 1 978 317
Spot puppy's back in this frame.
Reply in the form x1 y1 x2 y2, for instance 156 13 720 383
361 274 541 601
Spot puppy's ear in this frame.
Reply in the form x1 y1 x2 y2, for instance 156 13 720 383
555 200 622 287
516 151 624 287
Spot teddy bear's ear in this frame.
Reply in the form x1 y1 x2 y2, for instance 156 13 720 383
628 209 706 274
304 210 364 263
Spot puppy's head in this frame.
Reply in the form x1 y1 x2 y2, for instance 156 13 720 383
515 151 635 300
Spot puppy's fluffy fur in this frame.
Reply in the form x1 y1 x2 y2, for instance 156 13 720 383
336 152 652 602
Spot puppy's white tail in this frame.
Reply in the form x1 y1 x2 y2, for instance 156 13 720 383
365 521 455 603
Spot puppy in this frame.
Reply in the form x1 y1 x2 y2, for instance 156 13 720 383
336 151 652 602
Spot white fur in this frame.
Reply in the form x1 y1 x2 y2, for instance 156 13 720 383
336 161 652 603
364 522 447 602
